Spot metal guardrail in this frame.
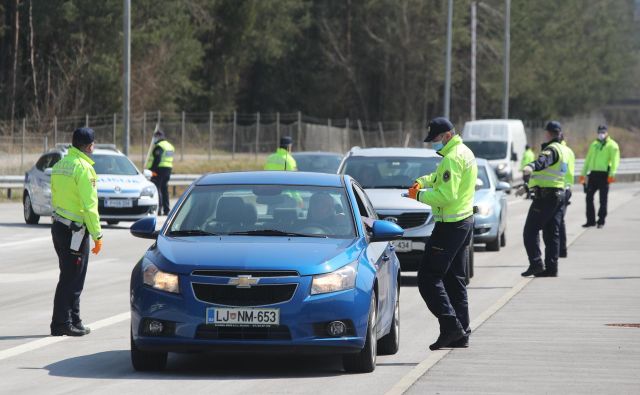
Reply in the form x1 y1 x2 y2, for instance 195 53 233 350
2 158 640 199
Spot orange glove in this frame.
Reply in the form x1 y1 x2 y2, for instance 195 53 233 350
578 176 585 184
608 176 615 184
408 185 419 200
151 171 158 178
91 239 103 255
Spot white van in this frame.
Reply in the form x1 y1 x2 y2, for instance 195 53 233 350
462 119 527 182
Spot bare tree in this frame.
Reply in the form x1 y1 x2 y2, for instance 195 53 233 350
10 0 20 134
28 0 38 119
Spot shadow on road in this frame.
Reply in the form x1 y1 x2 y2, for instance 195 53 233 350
44 350 348 379
0 334 49 340
0 222 50 229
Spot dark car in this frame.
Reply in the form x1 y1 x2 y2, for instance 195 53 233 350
292 152 343 174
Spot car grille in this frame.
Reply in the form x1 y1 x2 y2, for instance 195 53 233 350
379 212 429 229
192 283 297 306
195 324 291 340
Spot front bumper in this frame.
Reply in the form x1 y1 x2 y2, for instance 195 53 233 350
473 214 499 243
131 274 370 354
98 196 157 221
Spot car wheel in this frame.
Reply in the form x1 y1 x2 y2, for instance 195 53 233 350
378 286 400 355
107 220 120 226
343 293 377 373
23 192 40 225
486 235 500 251
500 228 507 247
130 332 167 371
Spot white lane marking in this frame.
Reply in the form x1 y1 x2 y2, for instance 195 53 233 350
0 312 129 362
507 198 527 206
0 259 118 283
0 236 51 248
385 220 592 395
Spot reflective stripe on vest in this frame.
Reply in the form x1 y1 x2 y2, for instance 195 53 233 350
434 209 474 221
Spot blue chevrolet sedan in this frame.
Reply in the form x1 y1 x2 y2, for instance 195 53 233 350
129 171 403 373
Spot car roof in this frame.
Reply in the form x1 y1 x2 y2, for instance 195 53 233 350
292 151 342 157
464 119 523 126
45 144 124 157
197 171 345 187
346 147 439 158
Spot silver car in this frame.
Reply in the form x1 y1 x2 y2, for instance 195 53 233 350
473 158 510 251
23 144 158 225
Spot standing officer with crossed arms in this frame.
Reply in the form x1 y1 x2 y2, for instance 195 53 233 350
408 117 477 350
50 128 103 336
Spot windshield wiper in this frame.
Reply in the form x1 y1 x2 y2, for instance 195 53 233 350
227 229 328 238
167 229 219 237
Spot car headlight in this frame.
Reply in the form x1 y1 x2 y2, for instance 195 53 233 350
143 261 180 294
311 261 358 295
140 185 156 198
476 203 493 216
496 163 507 173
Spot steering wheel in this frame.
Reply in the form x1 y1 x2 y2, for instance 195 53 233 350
298 223 333 235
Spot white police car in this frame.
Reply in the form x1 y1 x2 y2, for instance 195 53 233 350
23 144 158 225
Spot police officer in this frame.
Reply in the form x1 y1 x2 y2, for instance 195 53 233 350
520 144 535 171
579 125 620 228
559 135 576 258
50 128 103 336
517 121 570 277
408 117 477 350
146 130 175 216
264 136 297 171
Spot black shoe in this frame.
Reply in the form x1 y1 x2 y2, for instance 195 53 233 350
449 334 469 348
533 270 558 277
582 223 596 228
521 264 545 277
51 323 86 337
73 321 91 335
597 224 604 229
429 327 466 351
559 251 567 258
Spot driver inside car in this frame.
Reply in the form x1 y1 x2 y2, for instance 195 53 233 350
305 192 349 234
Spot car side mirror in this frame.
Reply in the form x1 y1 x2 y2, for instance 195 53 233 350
511 152 518 162
496 181 511 192
44 168 53 176
370 220 404 242
131 217 158 239
143 169 152 179
475 178 484 191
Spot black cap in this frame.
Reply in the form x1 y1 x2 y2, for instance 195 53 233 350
525 144 531 149
545 121 562 134
153 129 165 138
424 117 455 142
280 136 293 146
72 127 95 148
597 124 608 132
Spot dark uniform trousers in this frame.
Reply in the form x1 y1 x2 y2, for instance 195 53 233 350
523 189 564 272
559 188 572 256
51 220 89 327
585 171 609 226
417 216 473 333
152 167 172 215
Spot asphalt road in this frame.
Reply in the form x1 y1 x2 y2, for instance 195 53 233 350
0 183 638 394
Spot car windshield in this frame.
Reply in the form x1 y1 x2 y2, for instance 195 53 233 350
341 156 440 189
293 154 342 174
464 141 508 160
93 154 139 175
168 185 356 239
477 165 490 189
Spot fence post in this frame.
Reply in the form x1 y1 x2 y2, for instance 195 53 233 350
232 111 237 159
142 111 146 168
181 111 185 161
398 122 403 146
21 118 25 169
85 113 89 127
378 122 386 147
297 111 302 151
113 113 117 145
44 135 48 152
357 119 366 148
208 111 214 160
255 112 260 161
157 110 161 128
276 112 280 148
53 115 58 145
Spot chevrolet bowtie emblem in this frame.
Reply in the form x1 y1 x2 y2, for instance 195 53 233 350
228 275 259 288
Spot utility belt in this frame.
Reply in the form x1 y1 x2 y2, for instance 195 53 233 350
531 186 564 200
53 213 86 252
